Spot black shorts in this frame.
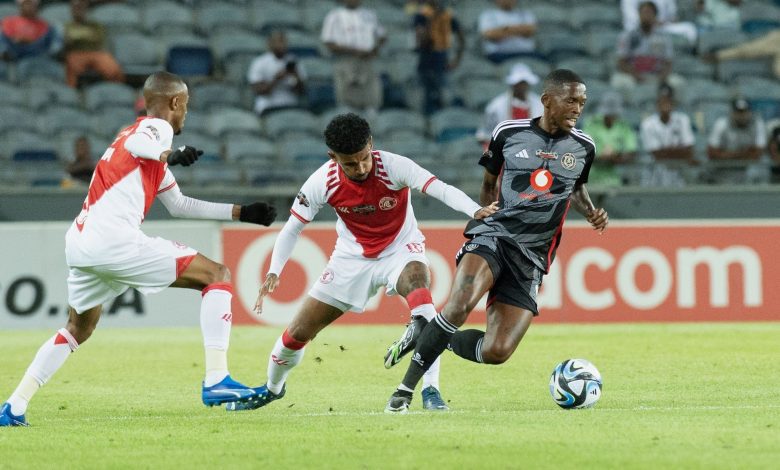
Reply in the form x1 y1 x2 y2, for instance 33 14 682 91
455 235 542 315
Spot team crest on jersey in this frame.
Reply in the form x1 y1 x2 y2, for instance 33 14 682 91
351 204 376 214
536 149 558 160
561 153 576 170
464 243 479 252
147 125 160 141
296 191 310 207
379 196 397 210
320 268 334 284
482 150 493 159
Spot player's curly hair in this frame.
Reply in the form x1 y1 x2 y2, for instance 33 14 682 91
542 69 585 94
324 113 371 155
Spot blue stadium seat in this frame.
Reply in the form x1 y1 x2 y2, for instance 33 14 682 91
741 19 780 37
166 46 214 78
306 80 337 114
748 99 780 122
12 150 58 162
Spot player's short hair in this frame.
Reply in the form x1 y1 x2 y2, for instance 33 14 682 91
542 69 585 94
324 113 371 155
143 71 186 98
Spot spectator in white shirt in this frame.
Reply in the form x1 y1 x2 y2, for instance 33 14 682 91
707 98 768 184
639 85 696 186
247 30 307 116
476 62 542 145
478 0 537 64
695 0 742 32
621 0 697 45
321 0 386 115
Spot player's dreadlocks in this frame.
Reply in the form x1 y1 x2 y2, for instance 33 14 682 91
542 69 585 94
324 113 372 155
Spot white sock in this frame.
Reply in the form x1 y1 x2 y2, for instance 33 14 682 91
201 283 233 387
422 356 441 391
411 303 436 321
8 328 78 415
266 331 306 395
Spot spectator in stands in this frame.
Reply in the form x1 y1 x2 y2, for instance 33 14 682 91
621 0 697 45
321 0 386 116
62 135 95 188
612 1 682 98
695 0 742 32
247 30 307 117
62 0 124 88
715 30 780 80
639 84 696 186
768 125 780 184
707 98 768 184
476 62 542 145
413 0 464 115
478 0 537 64
582 91 638 187
0 0 61 62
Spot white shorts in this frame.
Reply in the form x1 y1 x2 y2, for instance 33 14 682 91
67 236 197 313
309 241 429 313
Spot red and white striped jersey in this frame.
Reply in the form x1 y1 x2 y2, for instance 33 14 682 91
66 117 177 265
290 150 438 259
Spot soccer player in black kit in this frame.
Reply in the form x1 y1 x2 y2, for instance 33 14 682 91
385 69 609 412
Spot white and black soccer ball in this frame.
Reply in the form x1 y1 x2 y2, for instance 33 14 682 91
549 358 602 409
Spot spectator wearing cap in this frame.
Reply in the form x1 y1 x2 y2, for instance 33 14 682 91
639 85 696 186
476 62 542 145
413 0 464 116
478 0 537 64
582 91 638 186
0 0 61 62
707 98 768 184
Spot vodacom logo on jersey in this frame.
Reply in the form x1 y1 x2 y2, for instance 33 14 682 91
222 222 780 325
530 168 553 191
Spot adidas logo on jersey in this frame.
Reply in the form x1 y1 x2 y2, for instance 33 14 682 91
514 149 530 159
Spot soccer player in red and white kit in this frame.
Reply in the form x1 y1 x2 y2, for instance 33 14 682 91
226 113 498 412
0 71 277 427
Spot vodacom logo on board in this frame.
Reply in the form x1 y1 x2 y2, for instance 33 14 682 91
222 222 780 324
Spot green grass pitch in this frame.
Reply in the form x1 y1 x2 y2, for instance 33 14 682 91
1 323 779 469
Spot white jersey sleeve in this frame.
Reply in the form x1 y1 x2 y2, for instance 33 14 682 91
289 164 330 223
124 117 174 161
156 168 233 220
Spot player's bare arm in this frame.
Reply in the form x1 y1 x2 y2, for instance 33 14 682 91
480 170 499 206
571 183 608 233
474 202 499 220
254 273 280 315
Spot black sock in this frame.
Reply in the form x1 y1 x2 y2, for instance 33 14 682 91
401 314 457 391
448 329 485 363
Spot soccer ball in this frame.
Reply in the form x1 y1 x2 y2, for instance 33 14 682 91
549 358 602 409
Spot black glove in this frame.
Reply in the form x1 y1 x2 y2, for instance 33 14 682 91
239 202 277 226
167 146 202 167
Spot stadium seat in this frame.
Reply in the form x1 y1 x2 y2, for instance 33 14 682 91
698 29 747 54
0 83 26 107
536 31 588 63
699 101 732 133
6 161 64 187
15 56 65 84
285 30 322 58
12 149 58 162
379 31 415 58
741 19 780 38
225 136 277 163
190 82 243 111
249 2 305 33
159 33 209 53
141 1 194 32
681 78 732 108
264 109 320 139
717 58 774 83
305 80 337 114
460 78 507 111
373 110 427 138
381 52 418 86
172 134 222 162
247 168 299 186
585 30 622 58
38 106 93 135
300 1 338 32
24 80 82 110
111 33 161 76
735 77 780 100
223 53 257 85
190 166 243 187
210 30 265 63
196 2 250 34
441 136 483 164
279 137 329 173
299 57 333 81
497 57 552 84
747 99 780 122
83 82 137 112
673 56 714 80
166 46 214 78
91 108 138 138
529 4 571 29
429 107 483 143
208 108 261 136
569 4 622 31
91 3 141 33
450 54 500 87
0 130 46 159
180 113 212 137
373 4 411 30
556 57 607 82
55 131 110 161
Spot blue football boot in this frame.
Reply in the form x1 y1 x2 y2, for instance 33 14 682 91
0 402 28 427
225 384 285 411
421 386 449 411
201 375 256 406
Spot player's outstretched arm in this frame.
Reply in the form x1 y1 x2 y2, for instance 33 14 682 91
571 184 608 233
235 202 277 226
253 215 306 315
163 146 203 167
423 178 498 219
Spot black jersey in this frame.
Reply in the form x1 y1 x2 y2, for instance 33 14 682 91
466 117 596 273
